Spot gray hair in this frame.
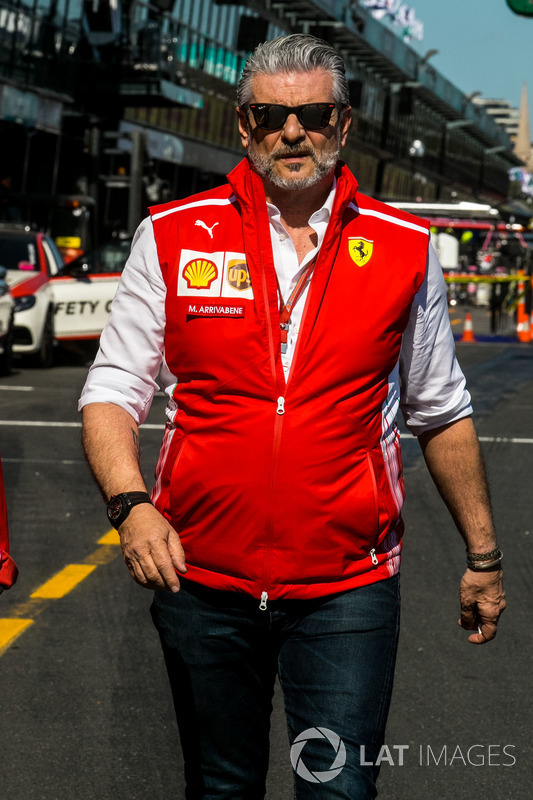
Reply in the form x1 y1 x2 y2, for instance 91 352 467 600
237 34 350 108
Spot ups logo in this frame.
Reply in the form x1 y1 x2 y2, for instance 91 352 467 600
227 259 251 291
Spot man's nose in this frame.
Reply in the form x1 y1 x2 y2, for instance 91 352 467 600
281 112 306 141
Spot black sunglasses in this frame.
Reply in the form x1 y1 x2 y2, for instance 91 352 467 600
247 103 342 131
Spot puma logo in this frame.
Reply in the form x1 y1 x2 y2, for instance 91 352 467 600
195 220 219 239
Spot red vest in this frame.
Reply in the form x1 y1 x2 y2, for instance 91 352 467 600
149 159 429 602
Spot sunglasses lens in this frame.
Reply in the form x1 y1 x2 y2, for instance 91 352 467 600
250 104 337 130
300 104 335 129
251 105 286 130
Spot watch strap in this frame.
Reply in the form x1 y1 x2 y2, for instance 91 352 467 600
107 491 153 530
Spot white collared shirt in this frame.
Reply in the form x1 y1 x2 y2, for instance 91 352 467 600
267 181 335 380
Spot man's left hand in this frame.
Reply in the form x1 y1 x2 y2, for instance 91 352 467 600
459 568 506 644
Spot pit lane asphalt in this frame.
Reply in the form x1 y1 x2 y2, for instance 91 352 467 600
0 335 531 800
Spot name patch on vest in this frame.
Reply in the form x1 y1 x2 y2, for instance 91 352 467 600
186 302 245 318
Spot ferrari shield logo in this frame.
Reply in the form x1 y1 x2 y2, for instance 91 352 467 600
348 237 374 267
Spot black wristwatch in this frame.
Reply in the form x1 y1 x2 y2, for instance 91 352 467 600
107 492 153 530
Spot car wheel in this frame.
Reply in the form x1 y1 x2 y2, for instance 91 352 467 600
0 312 14 376
33 309 55 369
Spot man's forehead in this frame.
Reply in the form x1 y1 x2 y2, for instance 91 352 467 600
249 69 335 103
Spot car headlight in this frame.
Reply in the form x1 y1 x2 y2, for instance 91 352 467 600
14 295 37 313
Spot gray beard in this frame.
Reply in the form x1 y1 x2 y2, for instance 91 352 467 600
248 142 340 190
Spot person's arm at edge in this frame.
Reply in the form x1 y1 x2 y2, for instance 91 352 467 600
418 417 505 645
401 244 505 644
80 218 185 593
82 405 186 594
0 452 18 592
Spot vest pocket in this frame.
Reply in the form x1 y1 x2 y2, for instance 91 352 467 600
366 451 381 548
366 447 398 552
168 435 191 525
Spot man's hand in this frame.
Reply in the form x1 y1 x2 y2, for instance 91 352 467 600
117 503 187 593
81 403 187 593
418 418 506 645
459 568 505 644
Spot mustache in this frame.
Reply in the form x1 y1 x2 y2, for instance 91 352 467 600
274 147 315 160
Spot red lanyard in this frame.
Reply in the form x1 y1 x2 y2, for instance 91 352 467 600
277 255 317 354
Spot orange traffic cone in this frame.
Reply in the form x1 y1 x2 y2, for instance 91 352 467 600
517 314 530 342
461 312 476 342
516 276 530 342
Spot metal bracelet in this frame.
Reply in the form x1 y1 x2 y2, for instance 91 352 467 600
466 553 503 571
465 546 502 562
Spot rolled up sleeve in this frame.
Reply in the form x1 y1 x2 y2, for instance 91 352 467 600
78 217 170 425
399 243 473 436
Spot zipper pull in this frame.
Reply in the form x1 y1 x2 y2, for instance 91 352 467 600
370 549 378 566
259 591 268 611
276 397 285 415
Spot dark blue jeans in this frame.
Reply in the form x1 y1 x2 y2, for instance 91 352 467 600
151 575 400 800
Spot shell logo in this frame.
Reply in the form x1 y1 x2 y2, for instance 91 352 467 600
183 258 218 289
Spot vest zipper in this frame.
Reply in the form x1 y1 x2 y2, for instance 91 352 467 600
259 248 279 388
260 395 286 607
255 213 286 607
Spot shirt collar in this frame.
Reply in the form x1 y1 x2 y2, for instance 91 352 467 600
266 176 337 226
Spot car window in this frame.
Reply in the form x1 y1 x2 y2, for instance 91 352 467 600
96 244 130 273
68 241 131 275
0 273 11 299
0 238 38 270
41 238 63 276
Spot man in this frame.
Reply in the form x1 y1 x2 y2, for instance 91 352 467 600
80 34 505 799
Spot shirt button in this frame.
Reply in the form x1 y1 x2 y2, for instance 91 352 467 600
279 234 286 242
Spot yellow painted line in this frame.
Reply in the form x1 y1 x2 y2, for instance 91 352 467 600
98 529 121 546
30 564 97 599
444 274 531 284
1 532 123 657
0 618 34 654
84 545 121 566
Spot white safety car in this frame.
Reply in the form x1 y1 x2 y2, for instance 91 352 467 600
0 226 63 367
0 265 15 375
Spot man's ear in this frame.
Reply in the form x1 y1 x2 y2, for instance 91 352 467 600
339 106 352 148
236 107 250 149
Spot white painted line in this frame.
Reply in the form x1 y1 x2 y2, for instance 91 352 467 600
1 422 531 443
478 436 533 444
0 420 164 429
0 421 81 427
0 385 34 392
1 458 86 465
400 433 533 444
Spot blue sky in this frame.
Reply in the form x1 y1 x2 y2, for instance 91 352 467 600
397 0 533 109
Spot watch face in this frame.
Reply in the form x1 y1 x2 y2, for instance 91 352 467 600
108 496 124 521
